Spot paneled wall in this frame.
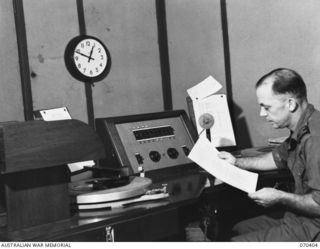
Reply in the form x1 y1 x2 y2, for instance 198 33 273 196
0 0 320 149
0 1 24 121
84 0 164 118
23 0 87 121
166 0 226 109
23 0 165 123
227 0 320 147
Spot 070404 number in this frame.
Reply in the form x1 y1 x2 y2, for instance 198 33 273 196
300 243 318 247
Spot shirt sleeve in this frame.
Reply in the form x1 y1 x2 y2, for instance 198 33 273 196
272 142 289 169
303 136 320 205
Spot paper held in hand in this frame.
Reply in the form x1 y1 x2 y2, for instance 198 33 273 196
188 133 258 193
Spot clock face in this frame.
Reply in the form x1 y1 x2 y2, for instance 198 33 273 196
65 35 111 82
73 38 107 78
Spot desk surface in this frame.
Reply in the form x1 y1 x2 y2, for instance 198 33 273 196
0 168 208 241
0 164 292 241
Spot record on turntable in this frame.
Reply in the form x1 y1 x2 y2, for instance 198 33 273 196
69 176 155 210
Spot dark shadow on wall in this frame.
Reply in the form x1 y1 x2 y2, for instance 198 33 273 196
220 0 252 150
230 100 252 150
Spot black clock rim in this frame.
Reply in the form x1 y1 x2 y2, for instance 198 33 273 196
64 35 111 83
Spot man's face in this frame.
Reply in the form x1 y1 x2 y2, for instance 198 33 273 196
256 80 291 129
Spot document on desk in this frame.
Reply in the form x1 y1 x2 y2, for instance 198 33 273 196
188 134 258 193
193 94 236 147
187 75 236 147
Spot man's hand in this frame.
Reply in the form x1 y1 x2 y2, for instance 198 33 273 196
249 188 284 207
218 151 236 165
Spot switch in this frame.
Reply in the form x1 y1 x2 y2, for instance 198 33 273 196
181 145 190 156
135 153 144 165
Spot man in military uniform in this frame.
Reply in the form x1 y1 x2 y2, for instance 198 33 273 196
219 68 320 241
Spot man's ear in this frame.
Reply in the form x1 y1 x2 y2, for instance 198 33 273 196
288 98 298 112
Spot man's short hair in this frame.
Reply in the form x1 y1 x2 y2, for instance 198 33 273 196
255 68 307 101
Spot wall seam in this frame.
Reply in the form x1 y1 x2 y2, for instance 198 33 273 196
76 0 95 128
156 0 173 111
220 0 237 144
12 0 34 121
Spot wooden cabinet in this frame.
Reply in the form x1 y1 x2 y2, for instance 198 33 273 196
61 208 181 242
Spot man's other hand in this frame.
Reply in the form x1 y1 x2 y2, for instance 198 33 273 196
249 188 283 207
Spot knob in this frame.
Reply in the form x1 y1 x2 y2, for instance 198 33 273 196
149 150 161 162
167 148 179 159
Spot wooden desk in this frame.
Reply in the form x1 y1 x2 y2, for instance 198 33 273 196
0 168 208 242
0 165 293 242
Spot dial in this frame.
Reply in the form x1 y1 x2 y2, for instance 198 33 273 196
167 148 179 159
149 151 161 162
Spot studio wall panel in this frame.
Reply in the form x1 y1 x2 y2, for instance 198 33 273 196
84 0 163 118
166 0 226 112
227 0 320 147
23 0 88 122
0 0 24 121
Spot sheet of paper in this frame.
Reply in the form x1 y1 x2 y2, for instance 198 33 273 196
40 107 72 121
193 94 236 147
187 75 222 101
67 161 95 172
188 134 258 193
39 107 95 172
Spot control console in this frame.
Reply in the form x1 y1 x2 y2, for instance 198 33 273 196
95 110 198 175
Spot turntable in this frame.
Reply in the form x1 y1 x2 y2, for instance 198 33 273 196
70 110 198 210
69 176 168 210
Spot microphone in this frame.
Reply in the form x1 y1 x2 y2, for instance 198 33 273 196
198 113 215 141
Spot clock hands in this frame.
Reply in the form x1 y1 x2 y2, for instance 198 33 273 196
75 51 95 61
88 44 95 62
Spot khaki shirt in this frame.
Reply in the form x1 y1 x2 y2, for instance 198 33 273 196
272 104 320 237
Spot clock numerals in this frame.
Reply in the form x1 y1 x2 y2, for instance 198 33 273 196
65 35 111 82
74 42 107 77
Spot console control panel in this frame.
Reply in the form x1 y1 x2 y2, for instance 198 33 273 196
116 117 194 173
95 110 197 174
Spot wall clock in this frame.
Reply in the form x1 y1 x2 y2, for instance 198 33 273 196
64 35 111 83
